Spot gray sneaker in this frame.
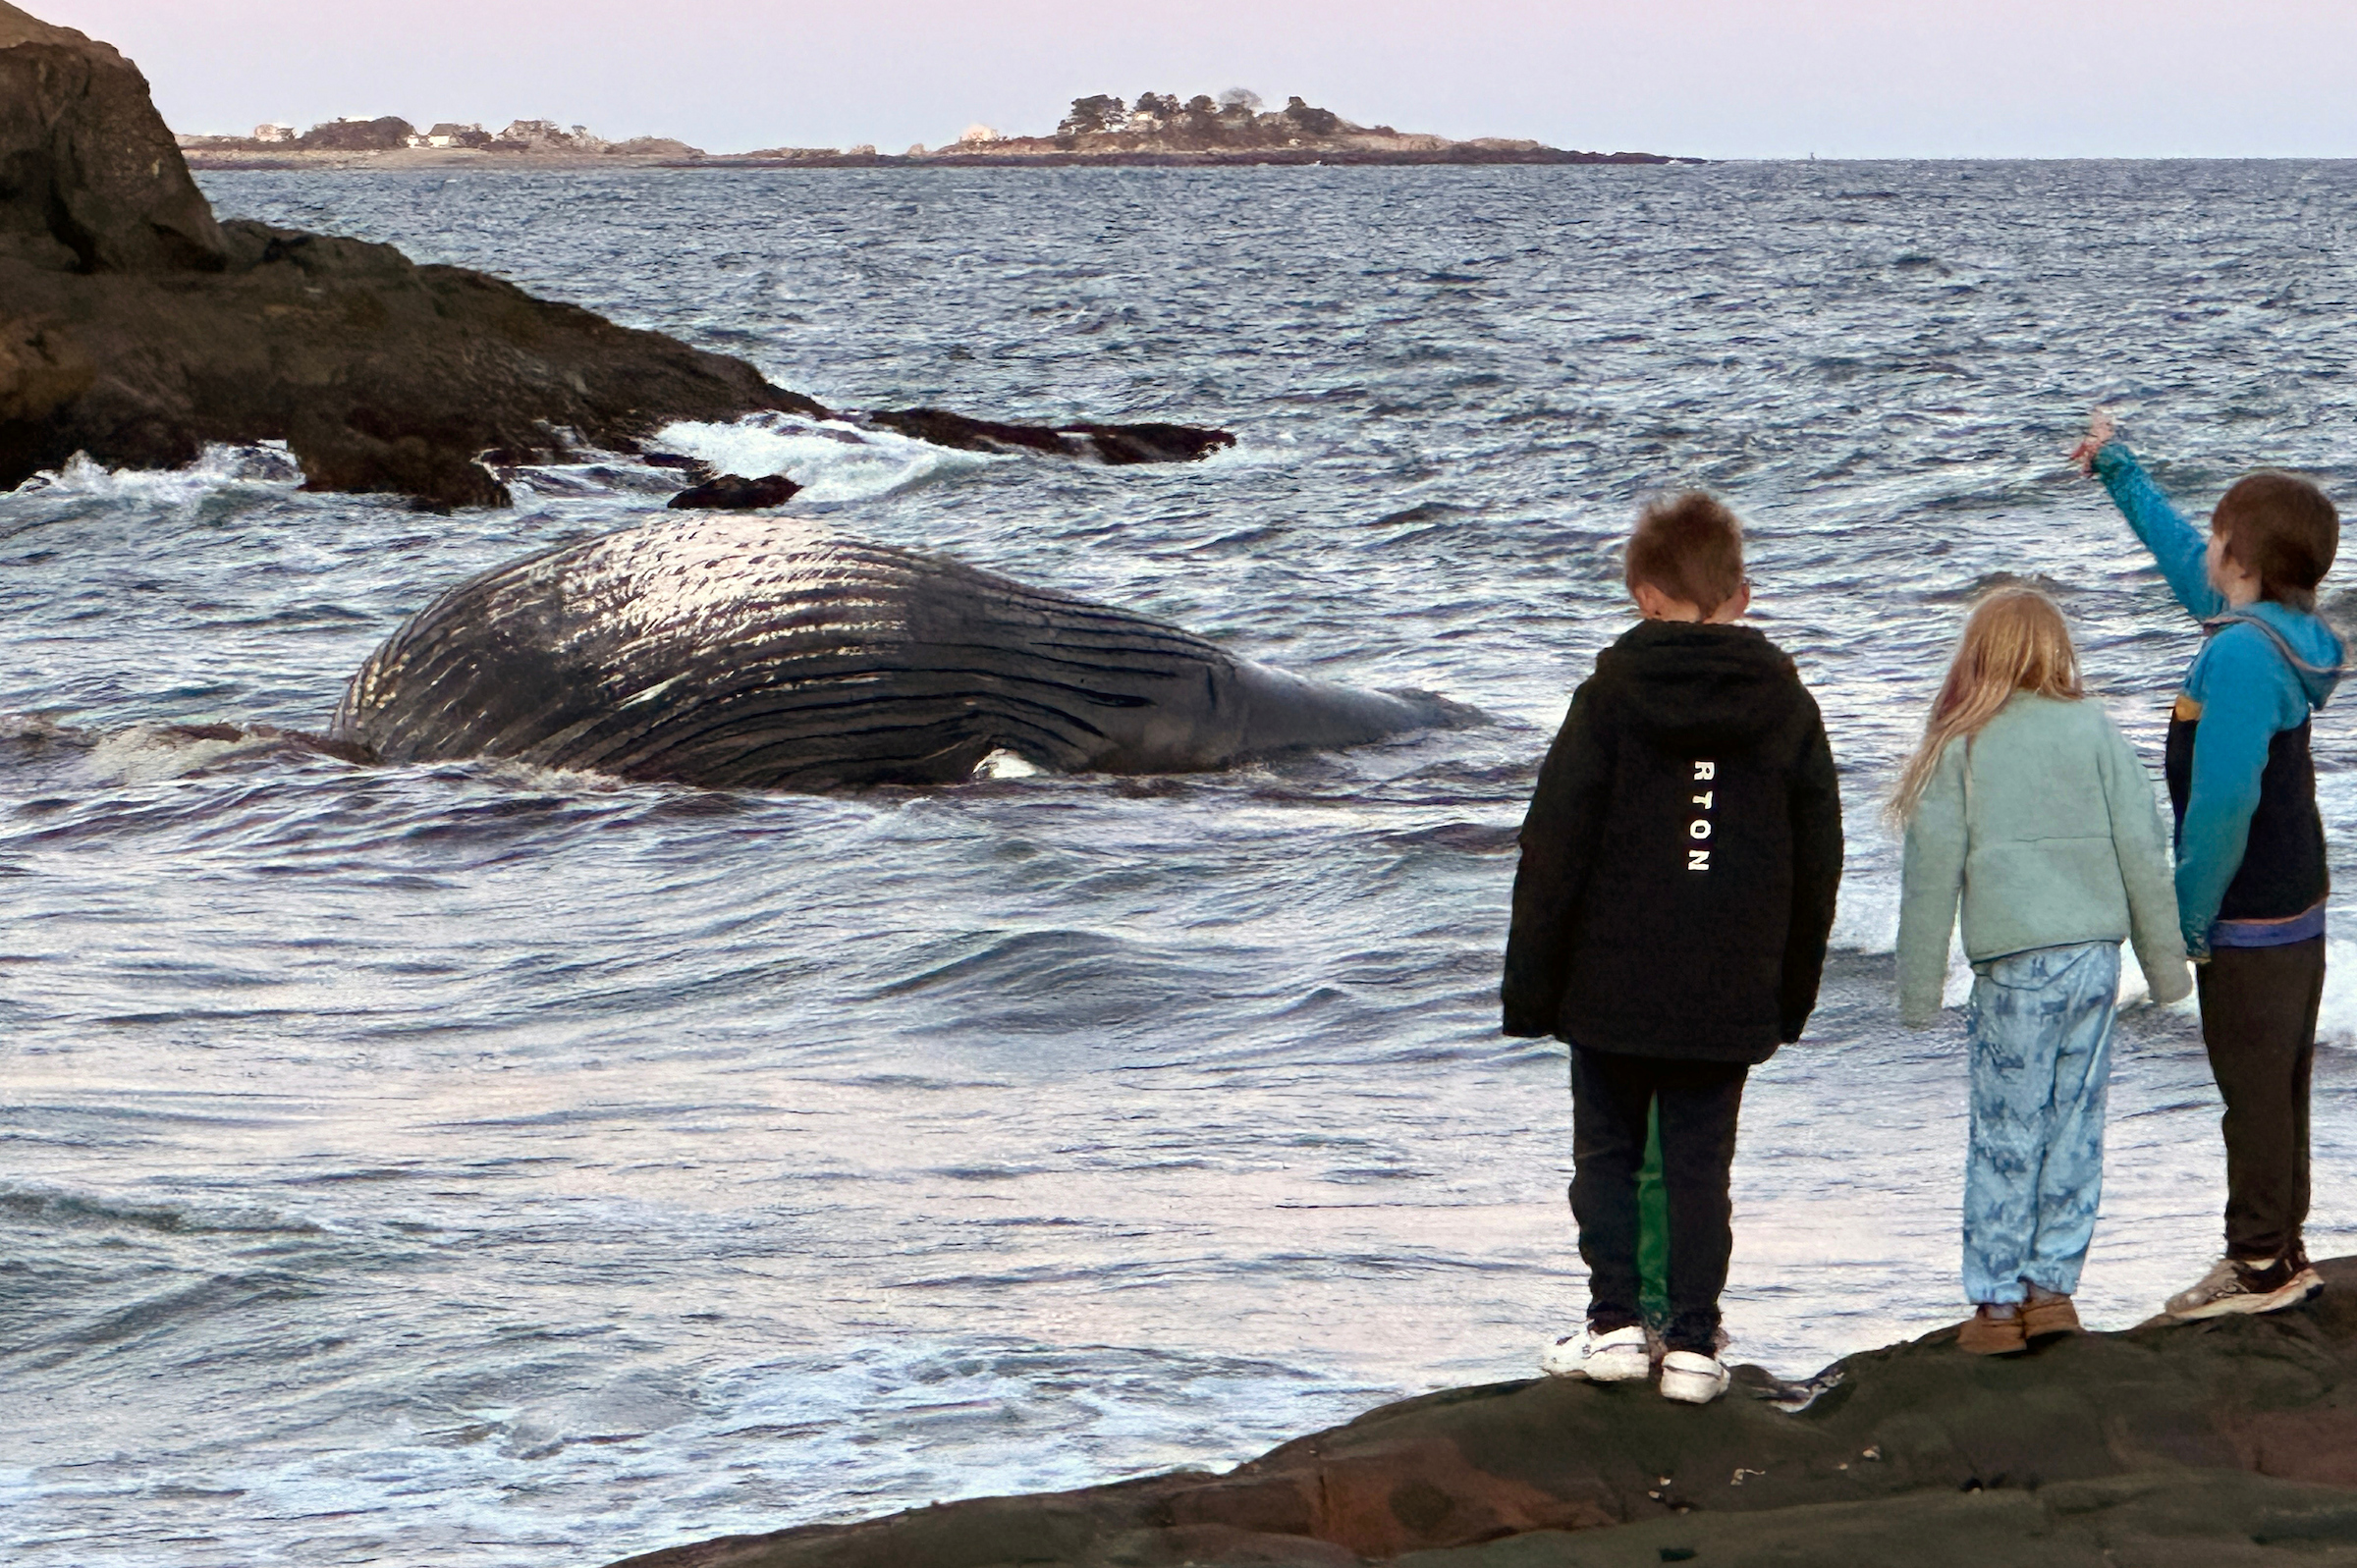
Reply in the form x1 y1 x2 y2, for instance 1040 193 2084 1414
2165 1256 2325 1320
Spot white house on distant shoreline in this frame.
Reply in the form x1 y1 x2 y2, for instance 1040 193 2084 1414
409 122 485 149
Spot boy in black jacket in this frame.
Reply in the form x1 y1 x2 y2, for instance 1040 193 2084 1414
1504 492 1843 1404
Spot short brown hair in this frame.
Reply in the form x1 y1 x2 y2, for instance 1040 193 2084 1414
1625 491 1745 614
2215 471 2337 612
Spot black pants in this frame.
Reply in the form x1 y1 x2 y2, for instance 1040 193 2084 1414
1570 1045 1749 1353
2198 939 2326 1264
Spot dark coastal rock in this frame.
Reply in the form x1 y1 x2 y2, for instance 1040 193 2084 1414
0 6 1240 506
867 407 1236 465
0 2 225 272
0 217 825 508
0 3 824 508
667 472 802 510
608 1257 2357 1566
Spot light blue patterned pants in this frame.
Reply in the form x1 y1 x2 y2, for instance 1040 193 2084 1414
1962 940 2120 1305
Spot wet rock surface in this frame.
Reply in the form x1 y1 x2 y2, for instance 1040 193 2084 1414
667 472 804 510
866 407 1237 465
607 1257 2357 1566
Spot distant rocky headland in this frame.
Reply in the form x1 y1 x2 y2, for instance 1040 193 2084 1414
177 90 1693 170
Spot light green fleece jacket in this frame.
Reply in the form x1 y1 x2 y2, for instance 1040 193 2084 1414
1897 691 2191 1028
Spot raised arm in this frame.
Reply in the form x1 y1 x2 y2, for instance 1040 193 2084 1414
2073 413 2224 622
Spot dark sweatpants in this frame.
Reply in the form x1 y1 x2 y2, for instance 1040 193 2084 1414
2198 938 2327 1264
1570 1045 1749 1354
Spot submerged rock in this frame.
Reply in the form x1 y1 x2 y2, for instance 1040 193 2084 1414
607 1257 2357 1565
667 472 803 510
866 407 1236 465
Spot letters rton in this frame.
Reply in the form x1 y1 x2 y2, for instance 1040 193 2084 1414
1687 759 1717 872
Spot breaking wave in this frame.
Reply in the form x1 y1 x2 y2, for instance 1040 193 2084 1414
653 411 1003 503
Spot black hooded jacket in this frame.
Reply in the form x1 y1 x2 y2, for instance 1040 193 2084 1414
1502 621 1843 1061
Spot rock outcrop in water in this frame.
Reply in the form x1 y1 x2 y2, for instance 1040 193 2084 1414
0 4 224 272
608 1258 2357 1566
667 472 804 510
866 408 1235 465
0 1 820 508
0 3 1234 508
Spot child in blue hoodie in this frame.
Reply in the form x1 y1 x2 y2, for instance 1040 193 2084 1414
2074 409 2343 1319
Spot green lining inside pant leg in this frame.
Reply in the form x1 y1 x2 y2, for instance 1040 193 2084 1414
1639 1096 1669 1331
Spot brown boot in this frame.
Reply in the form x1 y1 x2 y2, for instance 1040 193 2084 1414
1957 1304 2027 1356
2020 1292 2081 1339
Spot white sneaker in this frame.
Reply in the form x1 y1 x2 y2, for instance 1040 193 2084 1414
1539 1324 1651 1381
1659 1349 1731 1404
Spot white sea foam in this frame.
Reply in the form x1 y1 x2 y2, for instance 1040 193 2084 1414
85 724 270 784
653 413 1001 504
81 723 332 785
11 444 302 504
1186 433 1290 471
2320 936 2357 1043
1830 860 1900 957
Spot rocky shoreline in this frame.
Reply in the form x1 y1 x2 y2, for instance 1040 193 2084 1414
0 2 1231 508
606 1259 2357 1566
183 143 1694 173
175 92 1693 173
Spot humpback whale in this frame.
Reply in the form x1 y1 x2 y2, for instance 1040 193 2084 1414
331 514 1469 791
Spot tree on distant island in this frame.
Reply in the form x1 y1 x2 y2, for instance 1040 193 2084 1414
297 116 412 151
1282 96 1343 136
1057 94 1129 135
1053 89 1360 149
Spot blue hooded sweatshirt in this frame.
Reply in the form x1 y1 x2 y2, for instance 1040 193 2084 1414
2094 443 2343 956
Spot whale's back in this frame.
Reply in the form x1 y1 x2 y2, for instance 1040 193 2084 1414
334 515 1242 789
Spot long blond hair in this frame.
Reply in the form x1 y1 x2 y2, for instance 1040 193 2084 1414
1889 587 2085 825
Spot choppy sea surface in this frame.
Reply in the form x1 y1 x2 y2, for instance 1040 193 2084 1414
7 161 2357 1565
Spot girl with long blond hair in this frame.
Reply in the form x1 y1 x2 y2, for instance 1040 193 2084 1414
1892 588 2189 1355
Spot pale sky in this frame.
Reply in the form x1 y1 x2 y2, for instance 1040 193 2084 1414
36 0 2357 159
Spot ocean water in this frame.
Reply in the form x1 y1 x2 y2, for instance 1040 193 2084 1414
6 160 2357 1565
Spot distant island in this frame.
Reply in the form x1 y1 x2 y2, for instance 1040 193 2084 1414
177 91 1694 170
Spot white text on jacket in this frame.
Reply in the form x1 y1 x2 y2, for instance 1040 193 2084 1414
1687 760 1717 872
